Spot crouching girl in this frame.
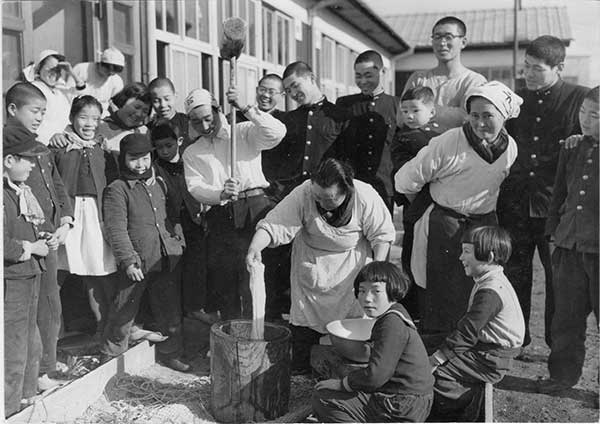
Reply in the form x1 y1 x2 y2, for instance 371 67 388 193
312 261 434 422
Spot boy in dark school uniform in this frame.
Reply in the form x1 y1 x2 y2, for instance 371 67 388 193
538 86 599 393
3 128 50 417
335 50 399 212
4 82 74 391
151 120 212 324
101 133 189 372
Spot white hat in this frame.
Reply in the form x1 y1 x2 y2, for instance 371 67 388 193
100 47 125 67
37 49 65 67
465 81 523 120
185 88 216 114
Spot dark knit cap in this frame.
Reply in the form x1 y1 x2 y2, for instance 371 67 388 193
3 124 46 157
119 133 154 156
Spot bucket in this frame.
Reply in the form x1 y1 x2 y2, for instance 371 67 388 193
210 319 292 423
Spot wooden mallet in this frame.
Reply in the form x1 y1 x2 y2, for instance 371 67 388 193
220 17 247 178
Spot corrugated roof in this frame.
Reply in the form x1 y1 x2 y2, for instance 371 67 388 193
385 7 572 50
320 0 410 55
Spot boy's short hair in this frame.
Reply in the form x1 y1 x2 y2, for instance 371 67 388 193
584 86 599 104
401 86 435 104
148 77 176 93
355 50 383 69
353 261 411 302
111 82 151 108
150 118 179 142
461 226 512 265
69 95 103 122
259 73 284 88
433 16 467 36
283 61 313 80
5 82 46 112
525 35 566 67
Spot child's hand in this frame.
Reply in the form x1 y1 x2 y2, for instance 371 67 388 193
30 239 50 257
49 133 72 148
559 134 583 149
53 223 71 245
126 264 145 282
314 379 343 392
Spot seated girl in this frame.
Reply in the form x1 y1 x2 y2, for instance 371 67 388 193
428 226 525 421
312 261 434 422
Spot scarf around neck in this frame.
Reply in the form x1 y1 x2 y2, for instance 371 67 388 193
64 125 101 151
5 178 46 226
462 123 509 164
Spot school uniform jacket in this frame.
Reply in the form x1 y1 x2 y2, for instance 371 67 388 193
335 92 399 202
102 172 184 274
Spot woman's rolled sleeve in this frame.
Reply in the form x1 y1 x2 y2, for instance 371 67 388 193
256 183 305 246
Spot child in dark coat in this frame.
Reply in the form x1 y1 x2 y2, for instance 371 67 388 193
312 261 434 422
3 128 50 417
100 133 189 372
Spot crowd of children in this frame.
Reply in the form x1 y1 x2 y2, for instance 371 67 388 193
4 18 598 420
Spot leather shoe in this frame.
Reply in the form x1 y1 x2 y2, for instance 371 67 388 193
163 357 191 373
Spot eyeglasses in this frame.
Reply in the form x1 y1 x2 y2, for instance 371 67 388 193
431 33 464 43
257 86 283 96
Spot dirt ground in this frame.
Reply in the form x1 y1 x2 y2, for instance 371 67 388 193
72 239 598 422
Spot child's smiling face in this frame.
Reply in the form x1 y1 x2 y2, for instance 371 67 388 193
459 243 488 278
579 98 599 140
357 281 394 318
72 105 101 141
124 152 151 174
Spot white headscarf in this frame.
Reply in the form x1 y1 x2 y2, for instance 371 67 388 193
464 81 523 120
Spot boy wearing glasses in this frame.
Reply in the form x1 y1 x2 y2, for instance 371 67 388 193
70 47 125 117
229 74 287 124
335 50 399 213
401 16 486 133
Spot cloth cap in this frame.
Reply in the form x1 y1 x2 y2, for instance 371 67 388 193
465 81 523 120
3 125 46 157
100 47 125 67
184 88 219 114
37 49 65 66
119 133 153 156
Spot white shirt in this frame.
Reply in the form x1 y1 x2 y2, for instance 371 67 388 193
69 62 124 117
183 107 286 205
32 80 74 145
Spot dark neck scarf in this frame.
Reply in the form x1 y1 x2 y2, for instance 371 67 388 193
316 187 354 227
156 156 183 176
462 123 509 164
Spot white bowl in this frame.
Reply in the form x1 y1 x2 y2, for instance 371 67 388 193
326 318 375 363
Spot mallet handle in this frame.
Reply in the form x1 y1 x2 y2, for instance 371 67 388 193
230 57 237 179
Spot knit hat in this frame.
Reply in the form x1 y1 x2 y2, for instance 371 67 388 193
465 81 523 120
184 88 219 114
100 47 125 67
119 133 153 156
3 125 46 157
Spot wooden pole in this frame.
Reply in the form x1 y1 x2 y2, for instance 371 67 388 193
230 56 237 179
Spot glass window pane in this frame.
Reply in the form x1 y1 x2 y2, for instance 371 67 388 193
248 1 256 56
172 50 186 98
187 53 201 92
336 45 345 81
2 2 21 18
277 16 284 65
166 0 178 34
264 10 273 63
201 53 213 91
185 0 197 39
224 0 233 18
198 0 209 42
123 54 134 84
284 19 290 65
114 2 133 44
322 38 333 80
3 30 22 91
155 0 163 30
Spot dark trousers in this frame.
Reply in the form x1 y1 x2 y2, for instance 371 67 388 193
262 243 292 320
81 274 118 335
422 205 497 334
501 216 553 347
548 247 599 385
180 209 209 314
205 195 272 320
101 264 183 359
4 275 42 417
290 324 324 371
37 249 61 375
312 389 433 423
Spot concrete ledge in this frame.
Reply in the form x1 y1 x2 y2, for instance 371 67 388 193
8 341 155 424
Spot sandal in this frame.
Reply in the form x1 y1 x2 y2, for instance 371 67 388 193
130 328 168 343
